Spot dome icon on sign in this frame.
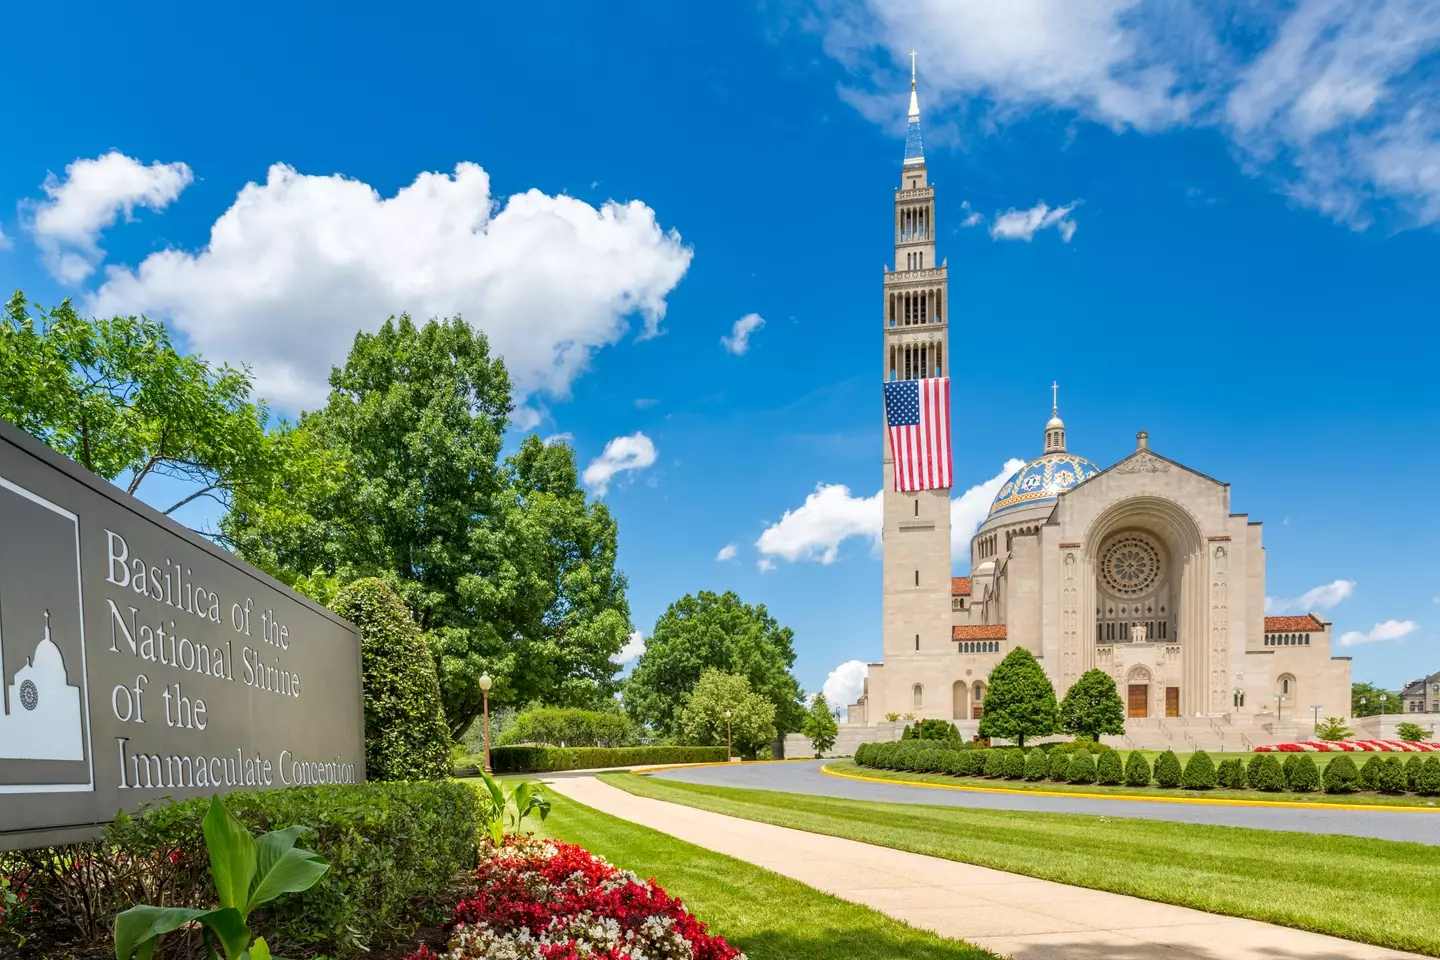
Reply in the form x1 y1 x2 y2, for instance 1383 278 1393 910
0 609 85 761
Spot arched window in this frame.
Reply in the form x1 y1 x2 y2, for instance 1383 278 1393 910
912 683 923 708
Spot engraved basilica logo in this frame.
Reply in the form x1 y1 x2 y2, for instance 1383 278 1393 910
0 475 93 792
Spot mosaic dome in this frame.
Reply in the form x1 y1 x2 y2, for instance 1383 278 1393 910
989 453 1101 517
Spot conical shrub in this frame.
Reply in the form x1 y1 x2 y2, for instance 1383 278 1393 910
1067 750 1097 784
1418 756 1440 796
1246 753 1269 789
1180 750 1216 789
1254 754 1287 791
1154 749 1183 788
1050 750 1073 782
1003 749 1027 779
1096 748 1124 785
1287 754 1321 792
1378 756 1406 794
1359 755 1383 791
1405 755 1424 791
1124 750 1152 787
1324 754 1360 794
1024 748 1049 781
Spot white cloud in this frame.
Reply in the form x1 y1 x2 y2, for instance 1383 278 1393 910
0 226 11 251
582 432 657 496
1264 578 1356 614
822 659 868 711
1339 619 1418 647
91 162 692 411
813 1 1440 228
989 201 1079 242
543 432 574 447
617 630 646 664
634 397 659 409
952 458 1027 557
721 312 766 355
960 201 984 228
755 483 883 564
27 151 193 283
715 543 738 561
757 558 776 572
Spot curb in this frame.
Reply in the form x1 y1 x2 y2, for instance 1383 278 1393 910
631 757 826 775
820 763 1440 814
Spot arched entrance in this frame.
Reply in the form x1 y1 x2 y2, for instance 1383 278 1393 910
971 680 986 719
952 680 968 720
1126 665 1152 718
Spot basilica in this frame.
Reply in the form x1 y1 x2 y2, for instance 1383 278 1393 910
845 69 1351 744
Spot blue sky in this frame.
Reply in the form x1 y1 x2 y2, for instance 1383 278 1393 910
4 0 1438 706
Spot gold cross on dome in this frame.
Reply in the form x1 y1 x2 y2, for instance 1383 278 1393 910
1052 381 1059 414
909 49 917 85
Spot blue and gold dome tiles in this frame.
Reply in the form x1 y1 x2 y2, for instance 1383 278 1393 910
989 453 1101 516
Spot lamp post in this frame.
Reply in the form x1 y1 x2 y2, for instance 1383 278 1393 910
1310 704 1322 733
1360 696 1367 717
1274 693 1286 722
724 709 733 762
478 673 493 774
1380 693 1388 715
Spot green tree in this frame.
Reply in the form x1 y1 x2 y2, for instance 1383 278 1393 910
1059 669 1126 742
333 578 451 782
977 648 1059 747
0 292 270 521
224 316 631 735
1314 716 1352 740
679 670 777 759
625 590 804 737
1351 682 1401 716
802 693 840 756
1397 721 1433 743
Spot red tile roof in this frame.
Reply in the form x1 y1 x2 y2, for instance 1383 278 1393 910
1263 614 1326 632
953 624 1007 640
951 576 971 596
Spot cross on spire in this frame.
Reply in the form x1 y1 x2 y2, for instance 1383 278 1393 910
1051 381 1059 415
909 49 917 89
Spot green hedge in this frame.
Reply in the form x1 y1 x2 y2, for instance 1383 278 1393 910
486 745 728 773
4 781 477 958
498 707 636 748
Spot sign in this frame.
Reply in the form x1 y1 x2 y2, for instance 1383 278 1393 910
0 420 364 850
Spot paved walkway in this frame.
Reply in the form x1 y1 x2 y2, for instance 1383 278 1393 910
545 775 1424 960
652 760 1440 844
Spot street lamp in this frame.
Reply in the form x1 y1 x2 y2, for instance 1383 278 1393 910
1310 704 1322 732
478 674 493 774
1380 693 1388 715
1274 693 1287 722
724 709 733 762
1360 696 1367 717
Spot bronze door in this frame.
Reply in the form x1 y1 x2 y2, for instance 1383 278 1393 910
1127 684 1148 718
1166 687 1180 718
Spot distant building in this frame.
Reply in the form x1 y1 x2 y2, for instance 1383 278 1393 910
1401 672 1440 714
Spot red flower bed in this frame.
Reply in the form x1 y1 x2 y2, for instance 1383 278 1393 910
406 837 746 959
1256 740 1440 753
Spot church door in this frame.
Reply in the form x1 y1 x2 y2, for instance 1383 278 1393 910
1127 684 1148 718
952 681 968 721
1165 687 1180 718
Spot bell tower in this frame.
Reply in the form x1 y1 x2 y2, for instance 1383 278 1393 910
880 55 953 696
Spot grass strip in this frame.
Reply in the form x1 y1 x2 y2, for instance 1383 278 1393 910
600 771 1440 956
531 788 998 960
828 759 1440 808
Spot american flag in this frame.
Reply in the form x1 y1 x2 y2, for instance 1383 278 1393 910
884 377 952 492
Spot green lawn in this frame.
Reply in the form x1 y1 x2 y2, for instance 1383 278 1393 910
600 771 1440 956
830 758 1440 807
530 788 998 960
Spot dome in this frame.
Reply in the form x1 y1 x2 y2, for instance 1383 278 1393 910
989 452 1101 517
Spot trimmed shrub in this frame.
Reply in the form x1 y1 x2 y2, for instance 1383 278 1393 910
1253 754 1287 792
984 748 1008 777
971 748 990 775
1216 758 1245 789
1096 748 1124 785
1405 755 1424 791
1418 756 1440 796
335 578 452 782
1287 754 1321 793
1154 750 1183 788
1067 750 1097 784
1003 749 1027 779
1359 755 1383 791
1323 754 1361 794
1246 753 1268 789
499 707 635 748
1378 756 1407 794
488 745 727 773
1024 748 1049 781
1124 751 1152 787
1181 750 1216 790
855 743 872 766
1282 753 1300 788
11 781 478 958
1050 751 1073 782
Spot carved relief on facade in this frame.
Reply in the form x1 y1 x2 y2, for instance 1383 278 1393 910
1112 451 1171 475
1061 552 1079 684
1209 545 1229 711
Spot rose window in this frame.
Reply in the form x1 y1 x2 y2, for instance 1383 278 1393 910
19 679 39 711
1101 536 1162 597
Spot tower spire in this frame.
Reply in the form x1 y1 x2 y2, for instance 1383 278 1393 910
1045 383 1067 454
904 51 924 166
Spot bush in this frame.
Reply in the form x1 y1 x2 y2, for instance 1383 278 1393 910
1002 749 1026 779
1050 751 1073 782
335 578 452 782
1181 750 1216 789
1024 748 1049 781
905 719 962 741
1359 755 1383 791
1418 756 1440 796
970 748 989 775
984 748 1007 777
1314 716 1352 740
499 707 635 748
1405 754 1424 791
1281 753 1300 788
9 781 477 958
1067 751 1097 784
1323 754 1361 793
854 743 872 766
1124 751 1152 787
1096 748 1124 785
1397 721 1432 743
1253 754 1287 792
1154 750 1182 788
1378 756 1407 794
1288 754 1321 792
1215 758 1244 789
489 745 727 773
1246 753 1269 789
944 748 974 776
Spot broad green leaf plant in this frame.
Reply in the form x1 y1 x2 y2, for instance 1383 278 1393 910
114 795 329 960
475 769 551 845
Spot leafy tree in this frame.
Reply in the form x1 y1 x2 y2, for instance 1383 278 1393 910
224 316 632 735
0 292 270 521
1058 669 1126 743
1124 751 1152 787
680 670 777 759
334 578 451 781
1351 682 1402 716
1154 749 1182 788
625 590 803 737
1314 716 1352 740
977 648 1059 747
802 693 839 756
1397 721 1433 743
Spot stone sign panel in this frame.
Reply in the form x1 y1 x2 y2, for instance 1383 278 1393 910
0 419 364 850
